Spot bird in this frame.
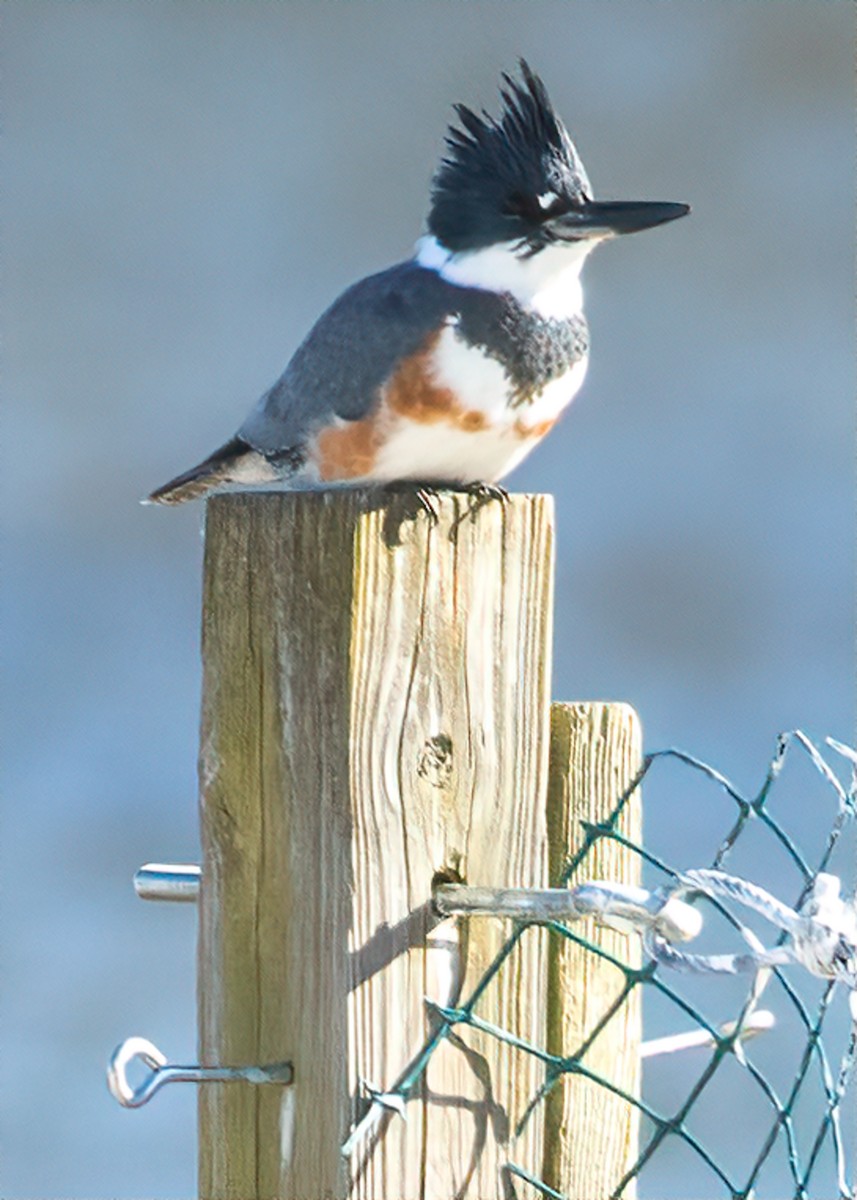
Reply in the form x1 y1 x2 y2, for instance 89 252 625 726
148 61 688 506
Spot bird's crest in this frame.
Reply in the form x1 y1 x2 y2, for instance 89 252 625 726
428 61 591 253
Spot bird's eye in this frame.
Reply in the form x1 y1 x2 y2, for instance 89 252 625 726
504 193 538 220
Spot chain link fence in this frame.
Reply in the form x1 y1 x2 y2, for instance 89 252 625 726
350 730 856 1198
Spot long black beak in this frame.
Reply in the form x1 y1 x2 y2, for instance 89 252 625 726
549 199 690 240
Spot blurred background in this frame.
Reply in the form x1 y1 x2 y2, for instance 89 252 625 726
2 2 853 1196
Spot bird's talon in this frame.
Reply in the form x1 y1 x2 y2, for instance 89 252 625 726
415 489 441 523
463 481 510 522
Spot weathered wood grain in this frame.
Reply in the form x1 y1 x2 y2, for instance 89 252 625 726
542 701 643 1200
197 489 554 1199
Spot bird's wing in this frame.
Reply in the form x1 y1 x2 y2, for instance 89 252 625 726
238 261 462 454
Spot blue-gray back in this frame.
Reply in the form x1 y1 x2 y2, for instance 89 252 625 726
239 262 459 453
238 259 589 453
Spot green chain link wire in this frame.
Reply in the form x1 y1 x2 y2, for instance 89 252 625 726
370 732 856 1198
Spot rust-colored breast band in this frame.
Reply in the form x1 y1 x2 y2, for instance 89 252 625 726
386 332 489 432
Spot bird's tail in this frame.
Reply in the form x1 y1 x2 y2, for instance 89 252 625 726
145 436 260 505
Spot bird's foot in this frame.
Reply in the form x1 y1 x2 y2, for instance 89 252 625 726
451 481 510 534
380 481 441 523
461 480 510 506
377 482 443 546
378 480 508 545
414 487 442 523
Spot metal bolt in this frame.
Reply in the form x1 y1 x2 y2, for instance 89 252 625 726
134 863 200 902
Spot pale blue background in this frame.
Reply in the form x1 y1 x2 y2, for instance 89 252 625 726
3 3 853 1196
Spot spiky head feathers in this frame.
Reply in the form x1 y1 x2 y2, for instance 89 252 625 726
428 61 591 253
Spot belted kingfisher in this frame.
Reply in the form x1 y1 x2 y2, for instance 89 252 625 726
149 62 688 505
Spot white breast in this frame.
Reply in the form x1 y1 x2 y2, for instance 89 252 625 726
429 322 510 416
429 324 588 429
369 334 588 485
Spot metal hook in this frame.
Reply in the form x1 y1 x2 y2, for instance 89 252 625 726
107 1036 293 1108
432 880 703 943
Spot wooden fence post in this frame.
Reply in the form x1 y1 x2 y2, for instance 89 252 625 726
543 701 643 1199
196 490 554 1199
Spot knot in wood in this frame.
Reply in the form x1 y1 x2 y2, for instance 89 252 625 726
417 733 454 789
